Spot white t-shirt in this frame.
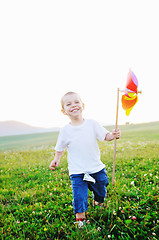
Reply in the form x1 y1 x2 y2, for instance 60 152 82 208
55 119 110 175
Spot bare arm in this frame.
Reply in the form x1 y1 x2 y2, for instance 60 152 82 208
105 128 121 141
49 151 64 170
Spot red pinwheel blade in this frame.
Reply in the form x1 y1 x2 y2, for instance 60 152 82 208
126 69 138 93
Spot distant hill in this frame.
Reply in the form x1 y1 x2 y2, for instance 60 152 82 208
0 121 59 136
0 121 158 152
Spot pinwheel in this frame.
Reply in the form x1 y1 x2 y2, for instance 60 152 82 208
112 70 142 185
121 69 139 116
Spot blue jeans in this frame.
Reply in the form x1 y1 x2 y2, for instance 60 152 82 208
70 168 109 214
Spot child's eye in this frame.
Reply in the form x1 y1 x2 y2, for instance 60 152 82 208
66 103 71 106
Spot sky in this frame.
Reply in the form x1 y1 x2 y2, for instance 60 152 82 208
0 0 159 128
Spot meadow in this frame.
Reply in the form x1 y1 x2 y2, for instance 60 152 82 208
0 122 159 239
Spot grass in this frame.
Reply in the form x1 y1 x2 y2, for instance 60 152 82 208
0 122 159 239
0 132 59 152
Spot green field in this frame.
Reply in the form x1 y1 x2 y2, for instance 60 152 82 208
0 122 159 239
0 132 59 152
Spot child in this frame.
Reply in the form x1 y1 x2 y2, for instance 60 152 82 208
49 92 121 228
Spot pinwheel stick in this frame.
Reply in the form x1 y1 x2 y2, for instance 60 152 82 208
112 88 120 186
119 89 142 94
112 88 142 185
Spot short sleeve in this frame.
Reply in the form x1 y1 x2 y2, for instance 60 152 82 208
55 128 67 152
93 120 110 141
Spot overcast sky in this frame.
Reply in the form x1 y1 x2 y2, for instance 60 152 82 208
1 0 159 128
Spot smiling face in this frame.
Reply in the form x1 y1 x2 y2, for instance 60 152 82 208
61 92 84 121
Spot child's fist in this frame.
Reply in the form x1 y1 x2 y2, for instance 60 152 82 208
112 129 121 139
49 160 59 171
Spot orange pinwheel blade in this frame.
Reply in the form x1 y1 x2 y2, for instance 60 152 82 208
121 94 138 116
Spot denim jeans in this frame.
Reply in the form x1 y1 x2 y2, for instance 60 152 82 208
70 168 109 214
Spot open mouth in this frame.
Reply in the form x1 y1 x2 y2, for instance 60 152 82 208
71 108 79 112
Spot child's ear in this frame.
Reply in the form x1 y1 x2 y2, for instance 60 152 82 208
61 108 67 115
82 103 85 109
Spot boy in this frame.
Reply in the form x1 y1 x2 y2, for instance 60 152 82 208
49 92 121 227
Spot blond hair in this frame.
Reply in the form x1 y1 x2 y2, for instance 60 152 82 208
61 92 82 109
